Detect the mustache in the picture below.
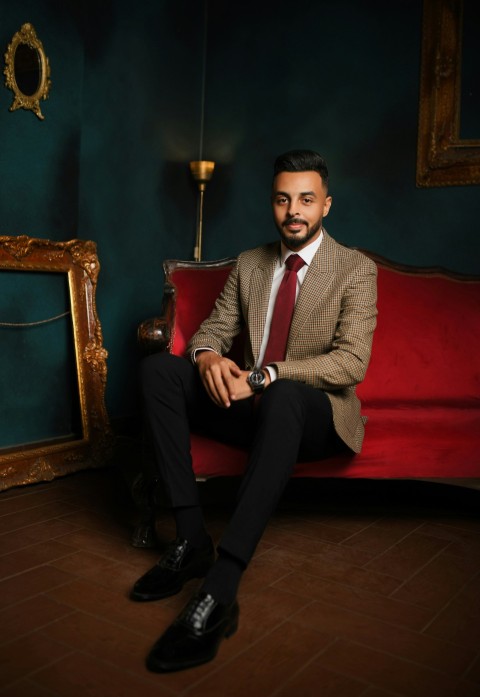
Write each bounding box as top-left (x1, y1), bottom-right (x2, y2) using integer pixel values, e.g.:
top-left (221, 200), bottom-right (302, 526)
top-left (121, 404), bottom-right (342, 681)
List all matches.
top-left (282, 217), bottom-right (308, 227)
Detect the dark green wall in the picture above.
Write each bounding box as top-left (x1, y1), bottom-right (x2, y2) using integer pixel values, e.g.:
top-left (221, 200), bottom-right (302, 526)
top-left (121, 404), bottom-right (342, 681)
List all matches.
top-left (1, 0), bottom-right (479, 441)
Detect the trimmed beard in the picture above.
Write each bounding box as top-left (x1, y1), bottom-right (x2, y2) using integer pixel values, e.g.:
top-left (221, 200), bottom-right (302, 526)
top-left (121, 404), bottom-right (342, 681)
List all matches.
top-left (278, 218), bottom-right (323, 249)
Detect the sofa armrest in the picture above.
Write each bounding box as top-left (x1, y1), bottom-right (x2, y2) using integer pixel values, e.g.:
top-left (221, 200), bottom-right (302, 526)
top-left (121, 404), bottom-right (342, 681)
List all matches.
top-left (137, 257), bottom-right (237, 358)
top-left (137, 277), bottom-right (176, 355)
top-left (137, 316), bottom-right (171, 355)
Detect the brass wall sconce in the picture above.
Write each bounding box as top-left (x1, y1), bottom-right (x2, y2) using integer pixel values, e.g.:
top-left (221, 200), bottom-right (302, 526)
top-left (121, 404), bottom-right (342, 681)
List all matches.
top-left (189, 160), bottom-right (215, 261)
top-left (4, 23), bottom-right (51, 120)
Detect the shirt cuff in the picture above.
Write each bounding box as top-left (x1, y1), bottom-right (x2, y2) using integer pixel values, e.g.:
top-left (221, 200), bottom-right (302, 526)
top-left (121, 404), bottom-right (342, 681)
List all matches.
top-left (192, 347), bottom-right (217, 364)
top-left (264, 365), bottom-right (278, 382)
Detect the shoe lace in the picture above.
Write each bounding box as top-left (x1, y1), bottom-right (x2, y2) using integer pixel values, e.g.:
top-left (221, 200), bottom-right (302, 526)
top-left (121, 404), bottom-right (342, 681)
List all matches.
top-left (182, 594), bottom-right (215, 630)
top-left (160, 538), bottom-right (189, 570)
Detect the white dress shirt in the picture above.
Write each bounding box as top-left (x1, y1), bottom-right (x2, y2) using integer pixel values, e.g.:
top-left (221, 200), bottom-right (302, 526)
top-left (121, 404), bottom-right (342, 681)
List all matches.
top-left (260, 231), bottom-right (323, 379)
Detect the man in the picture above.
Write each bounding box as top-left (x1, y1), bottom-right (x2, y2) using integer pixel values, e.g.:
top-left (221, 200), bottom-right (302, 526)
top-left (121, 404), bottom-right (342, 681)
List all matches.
top-left (131, 149), bottom-right (378, 672)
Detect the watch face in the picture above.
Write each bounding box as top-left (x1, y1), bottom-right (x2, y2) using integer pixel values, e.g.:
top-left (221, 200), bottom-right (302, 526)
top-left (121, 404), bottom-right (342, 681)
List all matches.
top-left (248, 369), bottom-right (265, 389)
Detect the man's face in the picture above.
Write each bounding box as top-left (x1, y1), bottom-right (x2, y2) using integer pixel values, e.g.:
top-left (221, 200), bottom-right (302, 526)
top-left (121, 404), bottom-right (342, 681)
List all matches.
top-left (272, 171), bottom-right (332, 251)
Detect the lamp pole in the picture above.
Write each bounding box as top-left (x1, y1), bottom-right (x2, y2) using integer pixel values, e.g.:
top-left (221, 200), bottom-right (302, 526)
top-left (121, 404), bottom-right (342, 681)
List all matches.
top-left (189, 160), bottom-right (215, 261)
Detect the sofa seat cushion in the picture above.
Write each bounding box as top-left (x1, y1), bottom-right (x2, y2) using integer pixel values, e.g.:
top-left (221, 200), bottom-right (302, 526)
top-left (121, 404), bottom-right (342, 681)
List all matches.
top-left (190, 405), bottom-right (480, 481)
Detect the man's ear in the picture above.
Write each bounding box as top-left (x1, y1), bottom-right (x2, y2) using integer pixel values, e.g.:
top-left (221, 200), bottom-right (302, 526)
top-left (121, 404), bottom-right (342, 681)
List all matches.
top-left (323, 196), bottom-right (333, 216)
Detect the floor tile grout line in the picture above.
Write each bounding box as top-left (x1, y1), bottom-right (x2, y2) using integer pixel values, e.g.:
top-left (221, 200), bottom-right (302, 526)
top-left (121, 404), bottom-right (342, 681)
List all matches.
top-left (1, 645), bottom-right (78, 693)
top-left (261, 544), bottom-right (405, 594)
top-left (0, 605), bottom-right (79, 649)
top-left (34, 593), bottom-right (184, 644)
top-left (433, 519), bottom-right (480, 537)
top-left (357, 519), bottom-right (439, 569)
top-left (419, 567), bottom-right (480, 636)
top-left (327, 634), bottom-right (472, 682)
top-left (270, 513), bottom-right (385, 545)
top-left (261, 636), bottom-right (350, 697)
top-left (242, 565), bottom-right (303, 596)
top-left (386, 539), bottom-right (454, 600)
top-left (54, 517), bottom-right (136, 542)
top-left (0, 677), bottom-right (55, 697)
top-left (0, 675), bottom-right (59, 697)
top-left (0, 551), bottom-right (86, 583)
top-left (52, 525), bottom-right (137, 549)
top-left (15, 642), bottom-right (180, 696)
top-left (0, 525), bottom-right (86, 558)
top-left (0, 508), bottom-right (85, 541)
top-left (335, 517), bottom-right (388, 547)
top-left (263, 525), bottom-right (385, 563)
top-left (0, 574), bottom-right (83, 613)
top-left (269, 569), bottom-right (435, 630)
top-left (287, 590), bottom-right (479, 673)
top-left (461, 646), bottom-right (480, 682)
top-left (0, 529), bottom-right (154, 576)
top-left (0, 495), bottom-right (85, 520)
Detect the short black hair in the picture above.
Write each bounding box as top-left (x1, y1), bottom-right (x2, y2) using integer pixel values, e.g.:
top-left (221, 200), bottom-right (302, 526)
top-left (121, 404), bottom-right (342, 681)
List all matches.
top-left (273, 149), bottom-right (329, 189)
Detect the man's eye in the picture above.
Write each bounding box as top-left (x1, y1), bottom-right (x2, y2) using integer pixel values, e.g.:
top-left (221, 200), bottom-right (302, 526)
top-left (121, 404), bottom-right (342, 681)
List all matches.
top-left (276, 197), bottom-right (287, 204)
top-left (303, 198), bottom-right (312, 204)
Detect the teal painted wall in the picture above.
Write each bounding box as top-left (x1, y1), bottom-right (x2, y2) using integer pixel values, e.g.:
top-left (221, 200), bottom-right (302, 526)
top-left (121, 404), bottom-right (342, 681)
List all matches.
top-left (1, 0), bottom-right (479, 442)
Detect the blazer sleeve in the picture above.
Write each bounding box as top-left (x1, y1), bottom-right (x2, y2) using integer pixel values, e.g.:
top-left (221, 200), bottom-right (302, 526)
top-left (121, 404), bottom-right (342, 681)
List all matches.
top-left (274, 254), bottom-right (378, 390)
top-left (187, 258), bottom-right (244, 359)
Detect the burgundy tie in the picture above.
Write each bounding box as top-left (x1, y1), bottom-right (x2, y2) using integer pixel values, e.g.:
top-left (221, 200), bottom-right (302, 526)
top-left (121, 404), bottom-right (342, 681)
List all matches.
top-left (262, 254), bottom-right (306, 366)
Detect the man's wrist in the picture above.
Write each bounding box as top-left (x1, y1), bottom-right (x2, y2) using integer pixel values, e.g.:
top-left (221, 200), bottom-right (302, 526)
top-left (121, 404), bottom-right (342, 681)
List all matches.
top-left (192, 347), bottom-right (216, 364)
top-left (247, 368), bottom-right (268, 393)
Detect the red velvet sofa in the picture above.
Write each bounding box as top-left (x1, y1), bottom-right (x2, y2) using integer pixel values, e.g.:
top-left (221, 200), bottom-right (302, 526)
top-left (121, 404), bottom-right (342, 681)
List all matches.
top-left (138, 251), bottom-right (480, 485)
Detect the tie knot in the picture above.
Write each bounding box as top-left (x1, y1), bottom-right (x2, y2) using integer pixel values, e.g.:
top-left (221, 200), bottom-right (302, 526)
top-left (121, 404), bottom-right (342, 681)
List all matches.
top-left (285, 254), bottom-right (306, 273)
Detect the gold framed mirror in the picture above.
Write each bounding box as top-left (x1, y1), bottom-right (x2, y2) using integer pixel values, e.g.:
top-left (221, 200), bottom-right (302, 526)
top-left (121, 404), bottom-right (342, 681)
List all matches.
top-left (0, 236), bottom-right (114, 491)
top-left (3, 23), bottom-right (51, 120)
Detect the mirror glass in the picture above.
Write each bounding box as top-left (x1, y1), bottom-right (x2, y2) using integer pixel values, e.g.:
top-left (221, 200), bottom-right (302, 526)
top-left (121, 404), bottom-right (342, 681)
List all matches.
top-left (13, 42), bottom-right (41, 96)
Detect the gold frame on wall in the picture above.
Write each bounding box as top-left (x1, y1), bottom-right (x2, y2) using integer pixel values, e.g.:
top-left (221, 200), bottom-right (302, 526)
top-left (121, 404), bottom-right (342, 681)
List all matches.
top-left (416, 0), bottom-right (480, 187)
top-left (0, 236), bottom-right (114, 491)
top-left (3, 23), bottom-right (51, 120)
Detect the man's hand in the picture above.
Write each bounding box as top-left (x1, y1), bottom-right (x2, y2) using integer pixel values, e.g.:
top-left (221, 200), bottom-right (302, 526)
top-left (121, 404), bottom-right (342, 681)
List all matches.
top-left (196, 352), bottom-right (241, 408)
top-left (196, 352), bottom-right (271, 407)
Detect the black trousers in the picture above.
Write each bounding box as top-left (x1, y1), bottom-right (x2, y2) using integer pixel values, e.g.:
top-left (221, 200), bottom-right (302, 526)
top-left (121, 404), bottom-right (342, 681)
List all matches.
top-left (140, 352), bottom-right (343, 566)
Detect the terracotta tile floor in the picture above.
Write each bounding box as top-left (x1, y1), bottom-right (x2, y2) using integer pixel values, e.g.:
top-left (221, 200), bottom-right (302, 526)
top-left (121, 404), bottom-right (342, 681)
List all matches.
top-left (1, 467), bottom-right (479, 697)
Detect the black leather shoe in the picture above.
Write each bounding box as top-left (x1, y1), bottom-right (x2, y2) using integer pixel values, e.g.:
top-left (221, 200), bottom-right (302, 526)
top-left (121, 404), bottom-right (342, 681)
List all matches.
top-left (130, 538), bottom-right (215, 601)
top-left (146, 591), bottom-right (239, 672)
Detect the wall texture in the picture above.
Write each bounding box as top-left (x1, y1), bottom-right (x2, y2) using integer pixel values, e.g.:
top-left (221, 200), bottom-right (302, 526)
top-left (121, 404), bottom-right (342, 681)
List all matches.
top-left (1, 0), bottom-right (479, 443)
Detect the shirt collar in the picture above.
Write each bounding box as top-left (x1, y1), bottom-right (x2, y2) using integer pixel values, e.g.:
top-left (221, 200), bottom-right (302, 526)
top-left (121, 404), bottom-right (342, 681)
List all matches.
top-left (280, 229), bottom-right (324, 267)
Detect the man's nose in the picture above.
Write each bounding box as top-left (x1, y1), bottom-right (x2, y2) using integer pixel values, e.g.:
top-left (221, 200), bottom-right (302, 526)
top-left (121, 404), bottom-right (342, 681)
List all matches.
top-left (287, 200), bottom-right (299, 217)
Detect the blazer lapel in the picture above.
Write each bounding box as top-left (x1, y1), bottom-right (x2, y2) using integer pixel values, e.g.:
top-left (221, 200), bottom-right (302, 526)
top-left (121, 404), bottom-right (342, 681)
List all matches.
top-left (247, 245), bottom-right (278, 361)
top-left (288, 232), bottom-right (338, 344)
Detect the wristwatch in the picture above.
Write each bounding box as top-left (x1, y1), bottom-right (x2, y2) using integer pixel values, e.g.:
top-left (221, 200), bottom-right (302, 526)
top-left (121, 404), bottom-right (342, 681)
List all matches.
top-left (247, 368), bottom-right (266, 393)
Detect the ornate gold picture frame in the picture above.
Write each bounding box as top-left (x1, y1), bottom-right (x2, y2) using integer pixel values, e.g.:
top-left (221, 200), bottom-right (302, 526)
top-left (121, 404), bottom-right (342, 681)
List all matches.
top-left (417, 0), bottom-right (480, 187)
top-left (3, 23), bottom-right (51, 120)
top-left (0, 236), bottom-right (113, 491)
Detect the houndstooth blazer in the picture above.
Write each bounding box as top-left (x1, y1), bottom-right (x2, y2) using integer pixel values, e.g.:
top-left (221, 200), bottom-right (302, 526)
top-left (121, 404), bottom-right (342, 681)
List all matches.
top-left (188, 231), bottom-right (378, 453)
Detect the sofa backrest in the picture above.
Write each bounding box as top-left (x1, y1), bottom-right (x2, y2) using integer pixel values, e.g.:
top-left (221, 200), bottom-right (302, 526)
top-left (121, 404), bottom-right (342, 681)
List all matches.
top-left (164, 256), bottom-right (480, 407)
top-left (167, 260), bottom-right (238, 359)
top-left (357, 265), bottom-right (480, 406)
